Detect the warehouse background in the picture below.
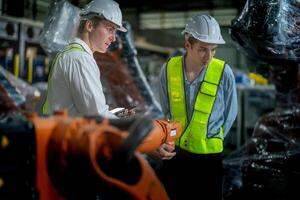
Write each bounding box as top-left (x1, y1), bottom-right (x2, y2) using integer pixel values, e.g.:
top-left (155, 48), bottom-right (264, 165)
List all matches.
top-left (0, 0), bottom-right (276, 150)
top-left (2, 1), bottom-right (299, 199)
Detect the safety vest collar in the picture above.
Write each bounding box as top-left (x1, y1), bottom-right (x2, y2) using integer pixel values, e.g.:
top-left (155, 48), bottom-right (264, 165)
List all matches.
top-left (72, 38), bottom-right (94, 56)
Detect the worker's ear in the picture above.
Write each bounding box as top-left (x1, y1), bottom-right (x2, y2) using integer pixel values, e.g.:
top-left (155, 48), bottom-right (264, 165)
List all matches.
top-left (85, 20), bottom-right (93, 33)
top-left (184, 40), bottom-right (191, 49)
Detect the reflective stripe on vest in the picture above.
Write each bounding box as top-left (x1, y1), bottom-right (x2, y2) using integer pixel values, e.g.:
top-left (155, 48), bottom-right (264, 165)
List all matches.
top-left (167, 56), bottom-right (225, 154)
top-left (42, 43), bottom-right (84, 114)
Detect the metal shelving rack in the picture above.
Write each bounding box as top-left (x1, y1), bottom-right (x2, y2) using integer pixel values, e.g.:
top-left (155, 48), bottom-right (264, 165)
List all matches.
top-left (0, 15), bottom-right (44, 79)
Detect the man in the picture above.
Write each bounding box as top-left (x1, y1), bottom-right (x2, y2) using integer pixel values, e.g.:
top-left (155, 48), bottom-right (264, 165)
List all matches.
top-left (154, 14), bottom-right (238, 200)
top-left (43, 0), bottom-right (127, 118)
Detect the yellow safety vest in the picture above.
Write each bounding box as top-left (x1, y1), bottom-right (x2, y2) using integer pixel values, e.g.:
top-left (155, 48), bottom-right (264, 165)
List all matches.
top-left (167, 56), bottom-right (225, 154)
top-left (42, 43), bottom-right (84, 114)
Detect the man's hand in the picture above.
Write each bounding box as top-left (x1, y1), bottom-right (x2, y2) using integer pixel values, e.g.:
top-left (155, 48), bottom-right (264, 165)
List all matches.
top-left (148, 141), bottom-right (176, 160)
top-left (117, 108), bottom-right (136, 118)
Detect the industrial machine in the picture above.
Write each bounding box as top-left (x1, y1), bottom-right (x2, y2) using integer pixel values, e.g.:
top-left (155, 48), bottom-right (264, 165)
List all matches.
top-left (0, 15), bottom-right (47, 84)
top-left (0, 110), bottom-right (181, 200)
top-left (0, 16), bottom-right (19, 76)
top-left (0, 58), bottom-right (181, 199)
top-left (223, 0), bottom-right (300, 199)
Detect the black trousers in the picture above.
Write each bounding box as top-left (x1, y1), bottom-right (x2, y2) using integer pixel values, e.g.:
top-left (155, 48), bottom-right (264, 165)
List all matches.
top-left (157, 148), bottom-right (223, 200)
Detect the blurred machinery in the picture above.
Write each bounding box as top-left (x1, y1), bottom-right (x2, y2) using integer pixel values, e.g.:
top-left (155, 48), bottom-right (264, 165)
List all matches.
top-left (0, 67), bottom-right (181, 199)
top-left (21, 19), bottom-right (47, 84)
top-left (223, 0), bottom-right (300, 199)
top-left (0, 15), bottom-right (48, 85)
top-left (0, 16), bottom-right (19, 75)
top-left (0, 112), bottom-right (181, 200)
top-left (234, 84), bottom-right (276, 148)
top-left (0, 65), bottom-right (41, 113)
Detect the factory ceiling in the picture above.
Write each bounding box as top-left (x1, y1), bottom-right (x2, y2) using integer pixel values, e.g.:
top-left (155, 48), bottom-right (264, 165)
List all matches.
top-left (0, 0), bottom-right (247, 22)
top-left (63, 0), bottom-right (247, 12)
top-left (115, 0), bottom-right (246, 12)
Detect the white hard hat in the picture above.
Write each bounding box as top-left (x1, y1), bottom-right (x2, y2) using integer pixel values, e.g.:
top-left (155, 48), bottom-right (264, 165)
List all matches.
top-left (182, 14), bottom-right (225, 44)
top-left (80, 0), bottom-right (127, 32)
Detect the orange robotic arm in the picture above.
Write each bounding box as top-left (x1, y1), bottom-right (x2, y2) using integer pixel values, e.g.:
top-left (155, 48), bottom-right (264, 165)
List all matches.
top-left (27, 111), bottom-right (181, 200)
top-left (138, 118), bottom-right (181, 153)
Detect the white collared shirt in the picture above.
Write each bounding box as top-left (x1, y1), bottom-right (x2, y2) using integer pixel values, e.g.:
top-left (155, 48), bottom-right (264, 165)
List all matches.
top-left (46, 37), bottom-right (117, 118)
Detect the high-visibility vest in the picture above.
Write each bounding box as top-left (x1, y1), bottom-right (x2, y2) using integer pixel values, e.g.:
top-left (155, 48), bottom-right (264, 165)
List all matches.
top-left (167, 56), bottom-right (225, 154)
top-left (42, 43), bottom-right (84, 114)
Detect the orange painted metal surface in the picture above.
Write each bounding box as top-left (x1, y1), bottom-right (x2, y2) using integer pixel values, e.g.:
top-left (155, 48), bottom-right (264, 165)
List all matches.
top-left (26, 111), bottom-right (181, 200)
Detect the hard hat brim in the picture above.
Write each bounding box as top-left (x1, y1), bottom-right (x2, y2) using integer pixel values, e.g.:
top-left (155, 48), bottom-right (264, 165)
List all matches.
top-left (80, 12), bottom-right (127, 32)
top-left (182, 31), bottom-right (226, 44)
top-left (118, 26), bottom-right (127, 32)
